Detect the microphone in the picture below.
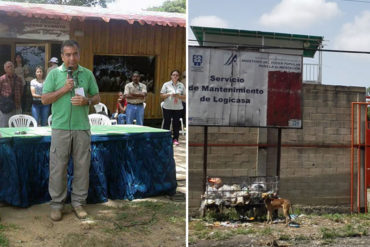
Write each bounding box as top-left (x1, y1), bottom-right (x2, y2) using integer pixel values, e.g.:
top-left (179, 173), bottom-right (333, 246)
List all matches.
top-left (67, 67), bottom-right (75, 87)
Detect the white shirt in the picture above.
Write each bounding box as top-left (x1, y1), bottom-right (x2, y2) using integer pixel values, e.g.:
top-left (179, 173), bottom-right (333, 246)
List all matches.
top-left (160, 80), bottom-right (185, 110)
top-left (30, 79), bottom-right (44, 102)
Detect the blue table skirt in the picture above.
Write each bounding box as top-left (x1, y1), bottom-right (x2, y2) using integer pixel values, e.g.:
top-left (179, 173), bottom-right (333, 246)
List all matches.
top-left (0, 131), bottom-right (177, 207)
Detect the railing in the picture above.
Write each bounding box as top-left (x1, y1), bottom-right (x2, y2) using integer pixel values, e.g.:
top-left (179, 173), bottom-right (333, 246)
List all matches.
top-left (303, 63), bottom-right (321, 83)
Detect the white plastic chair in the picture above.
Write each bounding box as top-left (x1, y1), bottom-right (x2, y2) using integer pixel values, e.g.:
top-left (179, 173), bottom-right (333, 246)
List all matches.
top-left (8, 114), bottom-right (38, 127)
top-left (88, 113), bottom-right (112, 126)
top-left (94, 103), bottom-right (108, 115)
top-left (179, 118), bottom-right (185, 136)
top-left (160, 102), bottom-right (185, 136)
top-left (48, 115), bottom-right (52, 127)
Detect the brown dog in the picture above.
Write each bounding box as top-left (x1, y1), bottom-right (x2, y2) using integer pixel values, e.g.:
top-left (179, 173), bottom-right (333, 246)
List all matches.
top-left (262, 193), bottom-right (292, 225)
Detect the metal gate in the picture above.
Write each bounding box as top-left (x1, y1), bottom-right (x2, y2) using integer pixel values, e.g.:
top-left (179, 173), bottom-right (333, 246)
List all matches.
top-left (350, 101), bottom-right (370, 213)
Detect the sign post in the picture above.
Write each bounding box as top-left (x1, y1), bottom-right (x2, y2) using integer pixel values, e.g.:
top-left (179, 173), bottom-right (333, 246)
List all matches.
top-left (189, 47), bottom-right (303, 190)
top-left (189, 47), bottom-right (303, 128)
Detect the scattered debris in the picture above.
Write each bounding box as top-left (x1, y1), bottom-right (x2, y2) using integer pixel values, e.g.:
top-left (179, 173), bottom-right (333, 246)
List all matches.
top-left (288, 222), bottom-right (300, 228)
top-left (273, 219), bottom-right (285, 224)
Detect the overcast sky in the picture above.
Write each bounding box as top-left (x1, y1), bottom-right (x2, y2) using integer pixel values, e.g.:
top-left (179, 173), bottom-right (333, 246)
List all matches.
top-left (189, 0), bottom-right (370, 88)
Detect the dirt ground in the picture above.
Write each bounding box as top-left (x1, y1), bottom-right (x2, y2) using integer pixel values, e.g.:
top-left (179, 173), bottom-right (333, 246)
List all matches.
top-left (189, 211), bottom-right (370, 246)
top-left (0, 136), bottom-right (186, 247)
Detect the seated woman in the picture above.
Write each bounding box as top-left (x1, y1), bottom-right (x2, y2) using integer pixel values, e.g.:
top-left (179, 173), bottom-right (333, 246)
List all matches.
top-left (111, 91), bottom-right (127, 124)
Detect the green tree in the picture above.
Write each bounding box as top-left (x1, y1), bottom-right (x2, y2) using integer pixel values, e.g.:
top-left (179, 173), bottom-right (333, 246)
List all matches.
top-left (147, 0), bottom-right (185, 13)
top-left (7, 0), bottom-right (107, 8)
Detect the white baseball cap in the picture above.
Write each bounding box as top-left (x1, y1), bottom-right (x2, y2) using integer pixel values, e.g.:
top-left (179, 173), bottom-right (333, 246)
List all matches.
top-left (49, 57), bottom-right (58, 63)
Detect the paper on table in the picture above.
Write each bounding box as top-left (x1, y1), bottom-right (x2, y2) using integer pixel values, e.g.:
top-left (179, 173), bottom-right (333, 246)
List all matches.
top-left (29, 128), bottom-right (51, 135)
top-left (75, 87), bottom-right (85, 97)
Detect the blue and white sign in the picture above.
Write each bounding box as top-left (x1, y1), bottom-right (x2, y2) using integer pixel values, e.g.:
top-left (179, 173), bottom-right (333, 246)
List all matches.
top-left (189, 46), bottom-right (303, 127)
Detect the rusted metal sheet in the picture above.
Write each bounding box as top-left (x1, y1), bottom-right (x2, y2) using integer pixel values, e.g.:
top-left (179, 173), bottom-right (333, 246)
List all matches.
top-left (0, 1), bottom-right (185, 27)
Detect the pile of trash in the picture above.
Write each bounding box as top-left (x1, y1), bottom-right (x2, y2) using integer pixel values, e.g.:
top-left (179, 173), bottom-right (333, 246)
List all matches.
top-left (199, 176), bottom-right (278, 217)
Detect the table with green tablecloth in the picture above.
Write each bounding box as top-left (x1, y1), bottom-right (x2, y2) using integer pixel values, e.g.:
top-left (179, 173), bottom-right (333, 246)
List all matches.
top-left (0, 125), bottom-right (177, 207)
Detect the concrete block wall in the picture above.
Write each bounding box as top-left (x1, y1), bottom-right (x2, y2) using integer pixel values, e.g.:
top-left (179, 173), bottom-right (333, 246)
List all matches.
top-left (279, 84), bottom-right (365, 205)
top-left (188, 126), bottom-right (259, 210)
top-left (189, 84), bottom-right (366, 211)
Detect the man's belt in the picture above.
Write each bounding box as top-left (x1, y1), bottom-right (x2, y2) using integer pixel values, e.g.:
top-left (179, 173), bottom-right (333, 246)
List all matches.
top-left (128, 103), bottom-right (144, 105)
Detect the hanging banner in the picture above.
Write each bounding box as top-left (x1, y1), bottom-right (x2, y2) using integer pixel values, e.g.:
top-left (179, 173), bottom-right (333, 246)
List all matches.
top-left (0, 17), bottom-right (70, 41)
top-left (189, 46), bottom-right (303, 128)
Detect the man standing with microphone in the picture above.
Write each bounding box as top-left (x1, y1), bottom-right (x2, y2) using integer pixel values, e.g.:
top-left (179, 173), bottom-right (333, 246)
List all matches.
top-left (42, 40), bottom-right (100, 221)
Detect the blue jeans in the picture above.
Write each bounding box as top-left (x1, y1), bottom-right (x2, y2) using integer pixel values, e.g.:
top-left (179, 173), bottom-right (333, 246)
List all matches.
top-left (31, 103), bottom-right (50, 126)
top-left (126, 104), bottom-right (144, 125)
top-left (111, 113), bottom-right (126, 124)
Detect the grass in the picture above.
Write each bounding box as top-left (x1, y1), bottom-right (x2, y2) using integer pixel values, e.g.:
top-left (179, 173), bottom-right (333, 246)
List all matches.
top-left (207, 230), bottom-right (233, 241)
top-left (0, 223), bottom-right (13, 247)
top-left (260, 227), bottom-right (273, 236)
top-left (168, 216), bottom-right (185, 224)
top-left (136, 201), bottom-right (164, 211)
top-left (194, 229), bottom-right (209, 240)
top-left (322, 213), bottom-right (345, 223)
top-left (292, 207), bottom-right (302, 215)
top-left (62, 234), bottom-right (119, 247)
top-left (341, 224), bottom-right (367, 237)
top-left (233, 228), bottom-right (256, 235)
top-left (66, 201), bottom-right (185, 246)
top-left (94, 200), bottom-right (185, 236)
top-left (189, 221), bottom-right (209, 239)
top-left (189, 219), bottom-right (257, 242)
top-left (190, 211), bottom-right (370, 246)
top-left (203, 208), bottom-right (240, 222)
top-left (115, 212), bottom-right (129, 221)
top-left (321, 239), bottom-right (334, 245)
top-left (350, 213), bottom-right (370, 226)
top-left (188, 236), bottom-right (196, 245)
top-left (320, 212), bottom-right (370, 224)
top-left (320, 227), bottom-right (337, 239)
top-left (320, 224), bottom-right (367, 240)
top-left (279, 234), bottom-right (291, 241)
top-left (293, 234), bottom-right (312, 245)
top-left (0, 224), bottom-right (18, 231)
top-left (354, 213), bottom-right (370, 220)
top-left (1, 201), bottom-right (185, 247)
top-left (0, 233), bottom-right (9, 247)
top-left (294, 234), bottom-right (310, 241)
top-left (192, 221), bottom-right (206, 231)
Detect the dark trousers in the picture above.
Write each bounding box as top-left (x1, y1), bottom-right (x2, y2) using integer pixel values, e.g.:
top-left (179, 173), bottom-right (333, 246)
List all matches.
top-left (181, 102), bottom-right (186, 125)
top-left (163, 108), bottom-right (182, 140)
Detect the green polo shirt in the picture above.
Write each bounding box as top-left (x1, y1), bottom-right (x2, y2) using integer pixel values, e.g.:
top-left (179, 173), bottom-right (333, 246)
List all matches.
top-left (43, 64), bottom-right (99, 130)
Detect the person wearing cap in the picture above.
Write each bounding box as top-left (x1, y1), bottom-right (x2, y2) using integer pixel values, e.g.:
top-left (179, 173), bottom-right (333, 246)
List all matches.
top-left (124, 71), bottom-right (147, 125)
top-left (47, 57), bottom-right (59, 76)
top-left (42, 40), bottom-right (100, 221)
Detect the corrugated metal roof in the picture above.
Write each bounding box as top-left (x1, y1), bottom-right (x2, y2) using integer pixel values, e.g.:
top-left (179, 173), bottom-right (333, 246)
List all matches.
top-left (0, 1), bottom-right (185, 27)
top-left (191, 26), bottom-right (323, 57)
